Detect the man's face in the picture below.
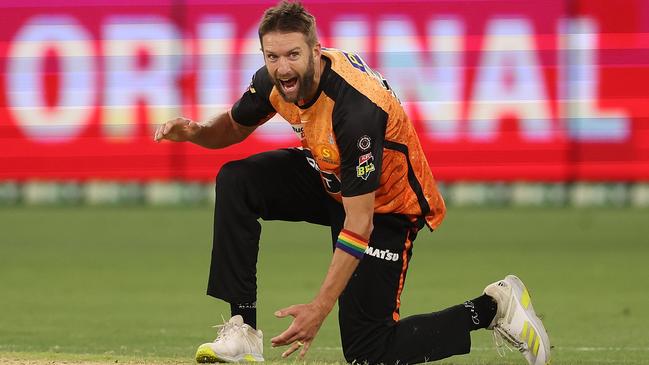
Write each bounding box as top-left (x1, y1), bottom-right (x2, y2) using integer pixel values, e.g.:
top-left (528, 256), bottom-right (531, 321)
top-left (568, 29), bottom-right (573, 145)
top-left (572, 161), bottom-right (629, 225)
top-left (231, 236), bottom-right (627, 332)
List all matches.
top-left (261, 31), bottom-right (318, 103)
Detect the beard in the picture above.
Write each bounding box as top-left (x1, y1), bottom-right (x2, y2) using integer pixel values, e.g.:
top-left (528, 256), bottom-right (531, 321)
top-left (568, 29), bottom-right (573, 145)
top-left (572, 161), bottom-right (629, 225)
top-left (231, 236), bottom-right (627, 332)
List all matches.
top-left (273, 53), bottom-right (316, 104)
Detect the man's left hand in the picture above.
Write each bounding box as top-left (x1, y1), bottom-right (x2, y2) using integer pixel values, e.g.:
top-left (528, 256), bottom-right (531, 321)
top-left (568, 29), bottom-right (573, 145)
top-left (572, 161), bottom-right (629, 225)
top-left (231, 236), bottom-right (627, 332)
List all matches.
top-left (270, 302), bottom-right (329, 359)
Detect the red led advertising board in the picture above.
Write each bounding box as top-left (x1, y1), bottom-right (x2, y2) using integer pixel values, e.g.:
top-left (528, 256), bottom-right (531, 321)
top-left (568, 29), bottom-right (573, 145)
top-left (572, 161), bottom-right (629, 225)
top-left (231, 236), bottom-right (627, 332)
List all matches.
top-left (1, 0), bottom-right (648, 182)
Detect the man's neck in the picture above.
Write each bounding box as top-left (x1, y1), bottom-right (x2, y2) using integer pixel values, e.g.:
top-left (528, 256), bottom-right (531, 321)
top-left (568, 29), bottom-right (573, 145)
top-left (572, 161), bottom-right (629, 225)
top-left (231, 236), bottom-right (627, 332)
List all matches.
top-left (298, 55), bottom-right (327, 106)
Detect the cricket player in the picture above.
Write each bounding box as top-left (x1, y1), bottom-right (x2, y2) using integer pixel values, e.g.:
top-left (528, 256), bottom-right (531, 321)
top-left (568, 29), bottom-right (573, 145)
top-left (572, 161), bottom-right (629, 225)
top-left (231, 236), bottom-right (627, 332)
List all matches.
top-left (154, 1), bottom-right (551, 364)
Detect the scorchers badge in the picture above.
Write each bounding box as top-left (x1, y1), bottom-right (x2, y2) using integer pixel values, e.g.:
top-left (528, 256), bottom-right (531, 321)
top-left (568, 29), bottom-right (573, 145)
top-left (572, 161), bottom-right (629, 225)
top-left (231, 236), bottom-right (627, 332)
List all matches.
top-left (356, 152), bottom-right (376, 180)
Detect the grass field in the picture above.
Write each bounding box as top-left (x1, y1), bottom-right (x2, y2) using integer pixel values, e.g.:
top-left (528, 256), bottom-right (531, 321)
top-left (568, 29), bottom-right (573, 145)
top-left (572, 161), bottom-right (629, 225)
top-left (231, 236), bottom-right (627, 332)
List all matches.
top-left (1, 206), bottom-right (648, 365)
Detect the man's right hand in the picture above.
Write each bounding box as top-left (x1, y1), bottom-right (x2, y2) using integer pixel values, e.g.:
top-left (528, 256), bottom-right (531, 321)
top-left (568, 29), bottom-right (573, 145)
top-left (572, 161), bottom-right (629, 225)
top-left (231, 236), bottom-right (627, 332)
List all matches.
top-left (154, 117), bottom-right (202, 143)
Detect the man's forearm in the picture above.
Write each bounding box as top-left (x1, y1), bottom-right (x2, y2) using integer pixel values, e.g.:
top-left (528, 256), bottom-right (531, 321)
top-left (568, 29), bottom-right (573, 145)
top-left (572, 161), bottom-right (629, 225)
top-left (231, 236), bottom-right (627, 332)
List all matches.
top-left (192, 111), bottom-right (255, 149)
top-left (311, 193), bottom-right (375, 312)
top-left (312, 249), bottom-right (360, 314)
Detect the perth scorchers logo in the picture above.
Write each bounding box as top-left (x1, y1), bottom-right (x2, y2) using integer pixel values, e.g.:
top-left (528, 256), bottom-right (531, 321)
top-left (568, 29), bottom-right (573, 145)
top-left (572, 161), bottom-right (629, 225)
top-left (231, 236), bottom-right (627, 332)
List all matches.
top-left (314, 144), bottom-right (340, 171)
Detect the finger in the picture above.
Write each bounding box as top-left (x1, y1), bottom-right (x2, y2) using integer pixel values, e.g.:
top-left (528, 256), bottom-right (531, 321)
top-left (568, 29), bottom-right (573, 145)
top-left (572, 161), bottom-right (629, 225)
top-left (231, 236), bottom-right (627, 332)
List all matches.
top-left (274, 304), bottom-right (304, 318)
top-left (154, 125), bottom-right (166, 142)
top-left (274, 307), bottom-right (292, 318)
top-left (299, 340), bottom-right (311, 359)
top-left (274, 305), bottom-right (297, 318)
top-left (271, 329), bottom-right (300, 347)
top-left (162, 122), bottom-right (172, 135)
top-left (281, 342), bottom-right (301, 358)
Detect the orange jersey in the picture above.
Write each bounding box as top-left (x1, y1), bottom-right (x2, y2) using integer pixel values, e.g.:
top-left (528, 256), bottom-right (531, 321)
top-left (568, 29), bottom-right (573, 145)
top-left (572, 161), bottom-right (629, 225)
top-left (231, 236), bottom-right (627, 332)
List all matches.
top-left (231, 48), bottom-right (445, 230)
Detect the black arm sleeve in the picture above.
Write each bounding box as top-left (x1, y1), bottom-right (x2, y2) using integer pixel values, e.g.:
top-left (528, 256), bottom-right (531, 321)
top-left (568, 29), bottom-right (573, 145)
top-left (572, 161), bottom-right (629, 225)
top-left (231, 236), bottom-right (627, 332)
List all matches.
top-left (332, 87), bottom-right (387, 197)
top-left (231, 66), bottom-right (276, 126)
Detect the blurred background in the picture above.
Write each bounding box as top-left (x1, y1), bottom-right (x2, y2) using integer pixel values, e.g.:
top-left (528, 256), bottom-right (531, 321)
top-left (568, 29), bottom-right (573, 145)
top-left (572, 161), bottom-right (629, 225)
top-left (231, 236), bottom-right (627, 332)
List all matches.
top-left (1, 0), bottom-right (648, 206)
top-left (1, 1), bottom-right (649, 364)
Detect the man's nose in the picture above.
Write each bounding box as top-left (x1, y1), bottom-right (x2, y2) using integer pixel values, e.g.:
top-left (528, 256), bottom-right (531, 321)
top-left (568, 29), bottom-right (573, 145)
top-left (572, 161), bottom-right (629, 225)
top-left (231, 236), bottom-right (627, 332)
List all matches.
top-left (277, 57), bottom-right (291, 75)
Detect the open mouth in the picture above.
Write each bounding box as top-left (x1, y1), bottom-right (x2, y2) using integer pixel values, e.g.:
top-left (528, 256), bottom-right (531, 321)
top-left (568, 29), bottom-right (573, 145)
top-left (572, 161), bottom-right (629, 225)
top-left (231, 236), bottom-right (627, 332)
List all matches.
top-left (279, 77), bottom-right (299, 94)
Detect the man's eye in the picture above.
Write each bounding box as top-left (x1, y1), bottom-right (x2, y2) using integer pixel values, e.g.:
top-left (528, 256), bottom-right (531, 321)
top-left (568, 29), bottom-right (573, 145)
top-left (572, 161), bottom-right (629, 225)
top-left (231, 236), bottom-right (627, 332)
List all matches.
top-left (267, 54), bottom-right (277, 61)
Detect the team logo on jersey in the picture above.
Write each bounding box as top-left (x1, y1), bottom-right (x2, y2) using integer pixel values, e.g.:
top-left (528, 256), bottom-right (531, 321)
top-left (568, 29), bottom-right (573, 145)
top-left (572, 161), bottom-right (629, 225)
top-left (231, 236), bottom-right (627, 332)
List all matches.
top-left (357, 135), bottom-right (371, 151)
top-left (315, 144), bottom-right (340, 170)
top-left (356, 152), bottom-right (375, 180)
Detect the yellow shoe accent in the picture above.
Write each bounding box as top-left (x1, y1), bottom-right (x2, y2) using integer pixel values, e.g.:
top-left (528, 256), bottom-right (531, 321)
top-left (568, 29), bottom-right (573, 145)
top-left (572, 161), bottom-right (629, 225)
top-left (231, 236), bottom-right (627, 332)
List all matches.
top-left (521, 288), bottom-right (531, 309)
top-left (521, 321), bottom-right (529, 340)
top-left (527, 326), bottom-right (536, 349)
top-left (242, 354), bottom-right (258, 362)
top-left (195, 344), bottom-right (219, 363)
top-left (486, 275), bottom-right (550, 365)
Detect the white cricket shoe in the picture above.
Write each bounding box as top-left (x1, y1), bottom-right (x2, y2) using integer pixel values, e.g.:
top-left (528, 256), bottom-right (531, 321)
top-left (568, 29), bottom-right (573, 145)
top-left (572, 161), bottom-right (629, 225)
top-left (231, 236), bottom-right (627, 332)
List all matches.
top-left (195, 315), bottom-right (264, 363)
top-left (484, 275), bottom-right (551, 365)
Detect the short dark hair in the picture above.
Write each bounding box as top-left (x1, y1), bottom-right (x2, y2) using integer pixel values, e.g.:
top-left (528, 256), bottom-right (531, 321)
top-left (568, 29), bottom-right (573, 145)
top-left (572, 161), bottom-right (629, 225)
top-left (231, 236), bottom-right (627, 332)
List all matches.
top-left (258, 1), bottom-right (318, 47)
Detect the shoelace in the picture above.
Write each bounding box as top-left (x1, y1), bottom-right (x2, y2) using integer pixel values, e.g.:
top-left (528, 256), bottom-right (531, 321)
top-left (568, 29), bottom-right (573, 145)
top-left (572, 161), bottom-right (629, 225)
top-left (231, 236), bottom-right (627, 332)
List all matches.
top-left (493, 325), bottom-right (526, 357)
top-left (212, 316), bottom-right (240, 342)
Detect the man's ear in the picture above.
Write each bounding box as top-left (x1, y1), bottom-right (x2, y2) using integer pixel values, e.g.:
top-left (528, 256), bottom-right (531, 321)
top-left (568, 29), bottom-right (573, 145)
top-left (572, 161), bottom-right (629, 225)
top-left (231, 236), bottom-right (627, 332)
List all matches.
top-left (313, 42), bottom-right (321, 58)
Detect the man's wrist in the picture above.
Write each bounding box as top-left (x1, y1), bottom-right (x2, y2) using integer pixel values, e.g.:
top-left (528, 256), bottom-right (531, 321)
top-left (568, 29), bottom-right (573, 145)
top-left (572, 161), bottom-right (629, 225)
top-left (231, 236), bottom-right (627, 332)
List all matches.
top-left (311, 297), bottom-right (334, 316)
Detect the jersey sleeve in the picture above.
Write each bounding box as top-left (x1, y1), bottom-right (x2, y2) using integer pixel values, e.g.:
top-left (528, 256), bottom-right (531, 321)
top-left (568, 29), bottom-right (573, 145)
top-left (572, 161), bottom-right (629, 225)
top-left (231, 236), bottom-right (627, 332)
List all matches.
top-left (231, 66), bottom-right (277, 126)
top-left (332, 87), bottom-right (388, 197)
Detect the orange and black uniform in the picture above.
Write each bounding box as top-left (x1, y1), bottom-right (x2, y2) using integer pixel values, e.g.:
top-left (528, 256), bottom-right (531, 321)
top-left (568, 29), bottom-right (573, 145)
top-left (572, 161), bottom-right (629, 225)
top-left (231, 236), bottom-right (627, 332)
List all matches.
top-left (232, 48), bottom-right (445, 230)
top-left (208, 49), bottom-right (479, 364)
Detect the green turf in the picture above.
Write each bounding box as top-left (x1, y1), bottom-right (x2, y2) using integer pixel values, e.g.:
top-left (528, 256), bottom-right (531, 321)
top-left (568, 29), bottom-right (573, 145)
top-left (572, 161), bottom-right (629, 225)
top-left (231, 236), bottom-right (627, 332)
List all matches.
top-left (1, 206), bottom-right (648, 364)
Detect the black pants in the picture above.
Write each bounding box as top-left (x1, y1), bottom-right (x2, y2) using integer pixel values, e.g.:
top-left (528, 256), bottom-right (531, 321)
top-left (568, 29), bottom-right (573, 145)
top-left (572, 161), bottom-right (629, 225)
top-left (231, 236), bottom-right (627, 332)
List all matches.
top-left (207, 148), bottom-right (471, 364)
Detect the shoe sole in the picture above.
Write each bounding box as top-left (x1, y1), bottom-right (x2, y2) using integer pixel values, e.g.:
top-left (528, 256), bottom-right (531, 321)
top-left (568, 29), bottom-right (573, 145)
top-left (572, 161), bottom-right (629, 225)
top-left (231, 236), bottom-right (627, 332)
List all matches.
top-left (506, 275), bottom-right (551, 365)
top-left (195, 344), bottom-right (264, 363)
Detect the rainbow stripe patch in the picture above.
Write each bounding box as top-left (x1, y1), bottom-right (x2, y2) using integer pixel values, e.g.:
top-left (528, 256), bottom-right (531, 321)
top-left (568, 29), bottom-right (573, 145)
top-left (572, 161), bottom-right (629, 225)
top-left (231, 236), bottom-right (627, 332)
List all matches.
top-left (336, 229), bottom-right (368, 259)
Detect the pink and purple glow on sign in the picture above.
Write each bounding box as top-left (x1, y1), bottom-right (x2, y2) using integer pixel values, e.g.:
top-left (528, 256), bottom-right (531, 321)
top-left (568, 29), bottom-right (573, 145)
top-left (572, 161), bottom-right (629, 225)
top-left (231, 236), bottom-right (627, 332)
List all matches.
top-left (1, 0), bottom-right (648, 181)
